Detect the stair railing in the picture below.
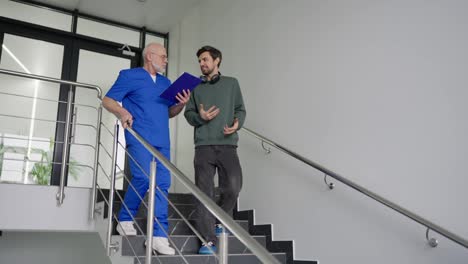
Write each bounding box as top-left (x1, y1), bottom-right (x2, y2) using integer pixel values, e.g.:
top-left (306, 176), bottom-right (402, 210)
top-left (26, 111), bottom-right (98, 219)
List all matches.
top-left (95, 100), bottom-right (281, 262)
top-left (0, 68), bottom-right (102, 208)
top-left (98, 118), bottom-right (281, 263)
top-left (98, 118), bottom-right (278, 264)
top-left (98, 120), bottom-right (205, 264)
top-left (241, 127), bottom-right (468, 250)
top-left (0, 68), bottom-right (280, 263)
top-left (112, 126), bottom-right (281, 264)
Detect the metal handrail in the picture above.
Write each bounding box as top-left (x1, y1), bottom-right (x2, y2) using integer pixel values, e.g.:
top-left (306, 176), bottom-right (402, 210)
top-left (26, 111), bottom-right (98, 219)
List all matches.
top-left (0, 135), bottom-right (96, 150)
top-left (113, 139), bottom-right (219, 259)
top-left (0, 90), bottom-right (99, 111)
top-left (126, 127), bottom-right (281, 264)
top-left (241, 127), bottom-right (468, 249)
top-left (0, 113), bottom-right (98, 132)
top-left (0, 68), bottom-right (102, 97)
top-left (102, 125), bottom-right (216, 262)
top-left (56, 89), bottom-right (73, 204)
top-left (3, 67), bottom-right (466, 256)
top-left (0, 68), bottom-right (102, 209)
top-left (2, 157), bottom-right (95, 172)
top-left (90, 107), bottom-right (103, 219)
top-left (106, 121), bottom-right (119, 255)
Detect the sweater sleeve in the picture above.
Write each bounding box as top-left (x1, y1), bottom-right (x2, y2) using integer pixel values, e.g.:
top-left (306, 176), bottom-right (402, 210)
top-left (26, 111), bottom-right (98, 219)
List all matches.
top-left (233, 79), bottom-right (246, 129)
top-left (184, 90), bottom-right (207, 127)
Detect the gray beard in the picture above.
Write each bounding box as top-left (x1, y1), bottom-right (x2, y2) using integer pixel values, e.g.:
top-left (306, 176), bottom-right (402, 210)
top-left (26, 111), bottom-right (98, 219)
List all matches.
top-left (152, 62), bottom-right (165, 73)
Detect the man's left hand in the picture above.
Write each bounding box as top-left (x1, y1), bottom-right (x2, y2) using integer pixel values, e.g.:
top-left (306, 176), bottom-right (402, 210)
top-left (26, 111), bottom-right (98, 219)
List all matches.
top-left (224, 118), bottom-right (239, 135)
top-left (175, 89), bottom-right (190, 105)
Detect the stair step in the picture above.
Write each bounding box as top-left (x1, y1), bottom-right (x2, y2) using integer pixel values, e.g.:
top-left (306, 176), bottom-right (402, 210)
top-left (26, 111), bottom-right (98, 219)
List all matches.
top-left (95, 192), bottom-right (310, 264)
top-left (133, 253), bottom-right (287, 264)
top-left (168, 193), bottom-right (197, 204)
top-left (120, 235), bottom-right (266, 256)
top-left (114, 219), bottom-right (249, 236)
top-left (110, 201), bottom-right (196, 220)
top-left (106, 193), bottom-right (230, 221)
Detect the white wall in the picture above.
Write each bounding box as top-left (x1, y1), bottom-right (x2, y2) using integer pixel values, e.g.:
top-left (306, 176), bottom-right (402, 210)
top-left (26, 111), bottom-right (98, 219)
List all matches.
top-left (0, 184), bottom-right (95, 231)
top-left (171, 0), bottom-right (468, 262)
top-left (168, 5), bottom-right (204, 192)
top-left (0, 231), bottom-right (110, 264)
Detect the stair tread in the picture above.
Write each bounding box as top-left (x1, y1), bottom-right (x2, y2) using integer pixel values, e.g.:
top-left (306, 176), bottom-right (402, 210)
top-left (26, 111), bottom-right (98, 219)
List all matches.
top-left (119, 232), bottom-right (267, 256)
top-left (97, 194), bottom-right (298, 264)
top-left (155, 253), bottom-right (286, 257)
top-left (118, 234), bottom-right (262, 238)
top-left (133, 252), bottom-right (287, 264)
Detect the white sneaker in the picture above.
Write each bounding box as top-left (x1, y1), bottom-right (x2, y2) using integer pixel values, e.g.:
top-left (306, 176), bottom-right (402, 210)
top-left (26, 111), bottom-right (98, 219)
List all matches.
top-left (145, 237), bottom-right (175, 255)
top-left (116, 221), bottom-right (137, 236)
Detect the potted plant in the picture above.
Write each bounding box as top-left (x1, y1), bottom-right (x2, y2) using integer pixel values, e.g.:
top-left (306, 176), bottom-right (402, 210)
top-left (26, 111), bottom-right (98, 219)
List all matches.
top-left (30, 140), bottom-right (80, 185)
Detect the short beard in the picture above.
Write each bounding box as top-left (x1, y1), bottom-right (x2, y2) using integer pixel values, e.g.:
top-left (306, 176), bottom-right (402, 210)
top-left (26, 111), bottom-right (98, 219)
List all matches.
top-left (201, 67), bottom-right (213, 76)
top-left (152, 62), bottom-right (165, 73)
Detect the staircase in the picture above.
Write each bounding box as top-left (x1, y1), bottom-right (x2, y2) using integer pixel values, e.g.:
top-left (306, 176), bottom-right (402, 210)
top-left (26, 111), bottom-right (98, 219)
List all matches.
top-left (95, 192), bottom-right (317, 264)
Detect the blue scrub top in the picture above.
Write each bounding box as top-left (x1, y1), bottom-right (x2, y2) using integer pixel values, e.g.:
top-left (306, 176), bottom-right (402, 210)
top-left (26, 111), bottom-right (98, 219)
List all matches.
top-left (106, 67), bottom-right (175, 148)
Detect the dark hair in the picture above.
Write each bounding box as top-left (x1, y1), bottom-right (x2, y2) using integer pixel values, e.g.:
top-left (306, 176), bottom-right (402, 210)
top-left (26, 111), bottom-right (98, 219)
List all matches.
top-left (196, 46), bottom-right (222, 67)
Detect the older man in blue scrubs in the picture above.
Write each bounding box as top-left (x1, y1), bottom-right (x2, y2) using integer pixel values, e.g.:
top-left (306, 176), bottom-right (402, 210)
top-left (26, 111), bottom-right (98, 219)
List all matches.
top-left (102, 42), bottom-right (190, 255)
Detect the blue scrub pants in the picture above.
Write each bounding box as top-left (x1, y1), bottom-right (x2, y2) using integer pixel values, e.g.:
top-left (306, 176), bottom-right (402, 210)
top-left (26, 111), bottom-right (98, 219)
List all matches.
top-left (118, 144), bottom-right (171, 237)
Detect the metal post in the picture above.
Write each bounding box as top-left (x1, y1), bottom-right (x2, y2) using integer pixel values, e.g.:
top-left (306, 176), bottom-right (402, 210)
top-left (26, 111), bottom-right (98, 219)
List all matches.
top-left (219, 225), bottom-right (229, 264)
top-left (107, 121), bottom-right (120, 255)
top-left (146, 158), bottom-right (157, 264)
top-left (126, 127), bottom-right (282, 264)
top-left (90, 106), bottom-right (103, 219)
top-left (56, 88), bottom-right (74, 205)
top-left (71, 107), bottom-right (78, 144)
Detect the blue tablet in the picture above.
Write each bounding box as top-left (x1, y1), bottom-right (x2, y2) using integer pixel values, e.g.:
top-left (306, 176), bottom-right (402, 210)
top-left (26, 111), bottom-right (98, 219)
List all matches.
top-left (159, 72), bottom-right (201, 104)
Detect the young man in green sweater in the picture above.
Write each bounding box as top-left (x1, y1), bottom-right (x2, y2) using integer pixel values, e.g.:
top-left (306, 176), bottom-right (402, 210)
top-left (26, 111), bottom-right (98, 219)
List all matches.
top-left (184, 46), bottom-right (247, 254)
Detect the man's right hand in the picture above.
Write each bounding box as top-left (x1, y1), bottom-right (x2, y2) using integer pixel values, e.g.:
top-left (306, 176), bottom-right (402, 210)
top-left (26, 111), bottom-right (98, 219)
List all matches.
top-left (118, 108), bottom-right (133, 128)
top-left (102, 96), bottom-right (133, 128)
top-left (199, 104), bottom-right (220, 121)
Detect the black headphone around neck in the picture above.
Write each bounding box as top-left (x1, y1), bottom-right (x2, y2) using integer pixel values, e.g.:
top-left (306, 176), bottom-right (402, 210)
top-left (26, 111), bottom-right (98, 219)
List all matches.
top-left (200, 72), bottom-right (221, 84)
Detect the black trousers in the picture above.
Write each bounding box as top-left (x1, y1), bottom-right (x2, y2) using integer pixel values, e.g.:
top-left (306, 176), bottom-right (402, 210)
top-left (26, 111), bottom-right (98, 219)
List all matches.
top-left (194, 145), bottom-right (243, 244)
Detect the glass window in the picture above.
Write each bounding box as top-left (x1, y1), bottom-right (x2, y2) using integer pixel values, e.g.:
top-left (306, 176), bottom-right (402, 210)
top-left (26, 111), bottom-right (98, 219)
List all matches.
top-left (0, 1), bottom-right (72, 32)
top-left (0, 34), bottom-right (64, 185)
top-left (70, 49), bottom-right (131, 189)
top-left (145, 33), bottom-right (166, 47)
top-left (77, 17), bottom-right (140, 47)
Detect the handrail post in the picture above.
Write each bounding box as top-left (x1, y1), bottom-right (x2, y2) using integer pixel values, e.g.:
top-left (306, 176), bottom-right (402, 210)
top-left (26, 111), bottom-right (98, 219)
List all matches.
top-left (56, 88), bottom-right (74, 205)
top-left (106, 121), bottom-right (120, 255)
top-left (126, 127), bottom-right (281, 264)
top-left (219, 225), bottom-right (229, 264)
top-left (146, 158), bottom-right (157, 264)
top-left (90, 106), bottom-right (103, 219)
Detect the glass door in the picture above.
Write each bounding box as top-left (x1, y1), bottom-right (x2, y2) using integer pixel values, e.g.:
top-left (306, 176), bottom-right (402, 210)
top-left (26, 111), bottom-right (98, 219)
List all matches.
top-left (0, 17), bottom-right (140, 189)
top-left (0, 33), bottom-right (64, 185)
top-left (68, 44), bottom-right (135, 190)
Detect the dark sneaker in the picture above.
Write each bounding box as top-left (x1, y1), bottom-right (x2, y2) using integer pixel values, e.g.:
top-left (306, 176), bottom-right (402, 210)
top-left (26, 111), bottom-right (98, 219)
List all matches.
top-left (215, 224), bottom-right (231, 235)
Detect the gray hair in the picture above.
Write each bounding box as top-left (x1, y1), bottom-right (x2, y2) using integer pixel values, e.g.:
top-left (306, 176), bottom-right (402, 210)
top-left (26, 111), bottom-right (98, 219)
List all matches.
top-left (142, 42), bottom-right (164, 62)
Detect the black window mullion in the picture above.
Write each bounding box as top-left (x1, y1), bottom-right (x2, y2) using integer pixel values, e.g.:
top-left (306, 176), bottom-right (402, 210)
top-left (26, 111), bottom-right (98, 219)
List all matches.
top-left (0, 31), bottom-right (4, 62)
top-left (50, 38), bottom-right (77, 186)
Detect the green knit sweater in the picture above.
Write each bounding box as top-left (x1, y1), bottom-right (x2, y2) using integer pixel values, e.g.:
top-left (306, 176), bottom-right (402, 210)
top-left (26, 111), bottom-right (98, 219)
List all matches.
top-left (184, 76), bottom-right (246, 146)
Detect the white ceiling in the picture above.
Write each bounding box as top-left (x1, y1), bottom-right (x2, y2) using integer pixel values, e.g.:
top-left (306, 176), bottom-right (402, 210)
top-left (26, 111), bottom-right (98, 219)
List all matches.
top-left (33, 0), bottom-right (201, 33)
